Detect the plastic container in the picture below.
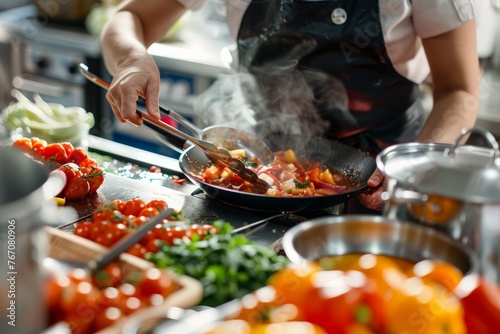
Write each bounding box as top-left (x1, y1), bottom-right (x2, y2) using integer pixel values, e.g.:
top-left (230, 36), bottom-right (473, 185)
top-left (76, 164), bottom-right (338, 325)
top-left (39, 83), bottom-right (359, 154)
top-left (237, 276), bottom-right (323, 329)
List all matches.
top-left (2, 102), bottom-right (95, 149)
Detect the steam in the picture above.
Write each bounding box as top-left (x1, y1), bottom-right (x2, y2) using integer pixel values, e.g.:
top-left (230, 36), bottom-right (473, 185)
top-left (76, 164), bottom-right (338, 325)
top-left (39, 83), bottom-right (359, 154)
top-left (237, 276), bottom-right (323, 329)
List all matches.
top-left (192, 66), bottom-right (353, 149)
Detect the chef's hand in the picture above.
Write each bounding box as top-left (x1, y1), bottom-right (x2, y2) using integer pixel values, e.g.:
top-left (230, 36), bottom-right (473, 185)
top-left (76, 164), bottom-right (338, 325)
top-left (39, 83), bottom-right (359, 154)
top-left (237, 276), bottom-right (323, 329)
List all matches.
top-left (357, 168), bottom-right (385, 211)
top-left (106, 52), bottom-right (161, 126)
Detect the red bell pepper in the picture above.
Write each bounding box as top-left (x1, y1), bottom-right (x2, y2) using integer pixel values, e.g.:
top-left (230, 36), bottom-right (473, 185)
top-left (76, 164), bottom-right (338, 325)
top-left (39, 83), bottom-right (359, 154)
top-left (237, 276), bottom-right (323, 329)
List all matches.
top-left (458, 275), bottom-right (500, 333)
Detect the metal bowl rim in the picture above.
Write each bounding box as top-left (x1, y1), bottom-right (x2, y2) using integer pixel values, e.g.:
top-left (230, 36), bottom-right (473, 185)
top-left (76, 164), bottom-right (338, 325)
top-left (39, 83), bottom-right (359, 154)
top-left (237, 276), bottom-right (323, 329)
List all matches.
top-left (282, 214), bottom-right (479, 275)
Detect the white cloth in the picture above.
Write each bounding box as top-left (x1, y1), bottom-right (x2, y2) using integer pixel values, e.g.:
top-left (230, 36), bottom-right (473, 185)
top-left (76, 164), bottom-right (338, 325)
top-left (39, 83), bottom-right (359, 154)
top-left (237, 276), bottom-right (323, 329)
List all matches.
top-left (176, 0), bottom-right (489, 83)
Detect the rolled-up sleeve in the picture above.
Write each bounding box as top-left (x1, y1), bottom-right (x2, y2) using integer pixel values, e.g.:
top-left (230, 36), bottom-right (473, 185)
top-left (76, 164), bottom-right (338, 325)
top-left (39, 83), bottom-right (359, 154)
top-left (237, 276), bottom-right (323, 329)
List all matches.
top-left (175, 0), bottom-right (207, 11)
top-left (413, 0), bottom-right (490, 38)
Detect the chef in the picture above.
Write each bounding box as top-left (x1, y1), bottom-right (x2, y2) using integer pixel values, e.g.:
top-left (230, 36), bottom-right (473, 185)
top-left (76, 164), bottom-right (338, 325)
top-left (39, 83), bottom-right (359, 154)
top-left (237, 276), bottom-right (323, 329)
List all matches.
top-left (100, 0), bottom-right (488, 211)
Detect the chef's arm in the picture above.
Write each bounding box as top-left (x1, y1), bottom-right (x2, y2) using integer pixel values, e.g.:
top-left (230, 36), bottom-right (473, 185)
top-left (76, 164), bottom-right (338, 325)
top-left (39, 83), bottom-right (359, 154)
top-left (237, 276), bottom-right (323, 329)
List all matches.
top-left (101, 0), bottom-right (187, 75)
top-left (416, 19), bottom-right (481, 144)
top-left (99, 0), bottom-right (187, 125)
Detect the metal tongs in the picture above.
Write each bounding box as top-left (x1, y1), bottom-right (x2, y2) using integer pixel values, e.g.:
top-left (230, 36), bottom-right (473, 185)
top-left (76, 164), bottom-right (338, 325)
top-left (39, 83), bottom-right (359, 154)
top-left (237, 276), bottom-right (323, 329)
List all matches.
top-left (78, 64), bottom-right (270, 191)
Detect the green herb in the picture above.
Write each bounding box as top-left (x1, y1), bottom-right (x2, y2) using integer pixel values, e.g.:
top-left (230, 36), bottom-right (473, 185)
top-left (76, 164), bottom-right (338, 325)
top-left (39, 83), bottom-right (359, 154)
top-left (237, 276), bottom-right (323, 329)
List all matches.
top-left (146, 220), bottom-right (289, 307)
top-left (292, 179), bottom-right (311, 188)
top-left (241, 157), bottom-right (258, 168)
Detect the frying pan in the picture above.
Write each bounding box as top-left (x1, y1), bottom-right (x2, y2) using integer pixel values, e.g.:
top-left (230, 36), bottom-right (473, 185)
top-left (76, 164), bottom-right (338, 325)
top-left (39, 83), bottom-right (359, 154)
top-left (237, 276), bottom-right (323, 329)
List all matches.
top-left (180, 135), bottom-right (376, 212)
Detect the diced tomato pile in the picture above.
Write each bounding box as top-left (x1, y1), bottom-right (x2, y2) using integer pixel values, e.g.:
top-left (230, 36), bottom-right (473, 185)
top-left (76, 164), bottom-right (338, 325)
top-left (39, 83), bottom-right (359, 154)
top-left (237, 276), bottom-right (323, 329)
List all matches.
top-left (12, 137), bottom-right (105, 200)
top-left (73, 198), bottom-right (218, 258)
top-left (46, 264), bottom-right (175, 333)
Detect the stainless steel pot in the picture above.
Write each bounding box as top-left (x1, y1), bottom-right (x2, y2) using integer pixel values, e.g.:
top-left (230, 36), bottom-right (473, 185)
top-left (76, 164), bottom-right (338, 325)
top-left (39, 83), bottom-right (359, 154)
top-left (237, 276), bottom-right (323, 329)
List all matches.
top-left (0, 147), bottom-right (52, 334)
top-left (282, 214), bottom-right (477, 276)
top-left (377, 128), bottom-right (500, 284)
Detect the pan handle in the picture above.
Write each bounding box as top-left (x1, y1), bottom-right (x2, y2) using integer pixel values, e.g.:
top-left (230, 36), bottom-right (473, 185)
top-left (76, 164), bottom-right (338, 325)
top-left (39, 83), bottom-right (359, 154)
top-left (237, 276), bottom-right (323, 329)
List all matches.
top-left (142, 120), bottom-right (190, 154)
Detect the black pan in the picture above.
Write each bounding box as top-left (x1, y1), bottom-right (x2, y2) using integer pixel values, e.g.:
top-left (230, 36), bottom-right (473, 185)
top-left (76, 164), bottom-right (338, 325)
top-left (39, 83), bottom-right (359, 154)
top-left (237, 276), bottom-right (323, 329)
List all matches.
top-left (179, 135), bottom-right (376, 212)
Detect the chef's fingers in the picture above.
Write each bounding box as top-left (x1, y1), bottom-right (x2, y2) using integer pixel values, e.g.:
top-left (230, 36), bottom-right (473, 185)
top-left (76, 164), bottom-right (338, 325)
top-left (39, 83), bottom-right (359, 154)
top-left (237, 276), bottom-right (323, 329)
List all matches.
top-left (106, 92), bottom-right (126, 124)
top-left (145, 81), bottom-right (161, 120)
top-left (367, 167), bottom-right (384, 188)
top-left (119, 90), bottom-right (143, 126)
top-left (358, 187), bottom-right (384, 211)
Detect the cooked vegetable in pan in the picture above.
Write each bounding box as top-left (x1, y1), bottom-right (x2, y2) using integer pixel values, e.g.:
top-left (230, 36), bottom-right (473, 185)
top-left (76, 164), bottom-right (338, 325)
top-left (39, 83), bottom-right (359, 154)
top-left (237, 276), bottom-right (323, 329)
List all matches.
top-left (191, 149), bottom-right (358, 196)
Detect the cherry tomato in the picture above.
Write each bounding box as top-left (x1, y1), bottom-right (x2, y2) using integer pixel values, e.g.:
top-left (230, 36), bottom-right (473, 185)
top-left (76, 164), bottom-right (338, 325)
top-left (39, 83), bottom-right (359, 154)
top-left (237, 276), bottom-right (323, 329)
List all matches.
top-left (95, 287), bottom-right (123, 311)
top-left (69, 147), bottom-right (89, 165)
top-left (85, 167), bottom-right (105, 192)
top-left (138, 207), bottom-right (160, 218)
top-left (60, 142), bottom-right (74, 158)
top-left (66, 268), bottom-right (92, 284)
top-left (44, 143), bottom-right (68, 164)
top-left (79, 158), bottom-right (98, 174)
top-left (144, 239), bottom-right (162, 254)
top-left (94, 223), bottom-right (128, 247)
top-left (60, 281), bottom-right (99, 316)
top-left (129, 215), bottom-right (147, 228)
top-left (89, 220), bottom-right (110, 241)
top-left (189, 224), bottom-right (217, 239)
top-left (93, 263), bottom-right (123, 289)
top-left (122, 296), bottom-right (145, 315)
top-left (45, 275), bottom-right (71, 311)
top-left (30, 137), bottom-right (47, 157)
top-left (136, 268), bottom-right (174, 298)
top-left (92, 207), bottom-right (116, 224)
top-left (58, 164), bottom-right (83, 183)
top-left (162, 226), bottom-right (189, 245)
top-left (64, 177), bottom-right (90, 200)
top-left (64, 313), bottom-right (93, 334)
top-left (73, 222), bottom-right (92, 239)
top-left (109, 199), bottom-right (126, 212)
top-left (145, 199), bottom-right (169, 211)
top-left (93, 307), bottom-right (125, 331)
top-left (126, 243), bottom-right (147, 258)
top-left (12, 138), bottom-right (32, 151)
top-left (118, 283), bottom-right (137, 299)
top-left (122, 198), bottom-right (146, 216)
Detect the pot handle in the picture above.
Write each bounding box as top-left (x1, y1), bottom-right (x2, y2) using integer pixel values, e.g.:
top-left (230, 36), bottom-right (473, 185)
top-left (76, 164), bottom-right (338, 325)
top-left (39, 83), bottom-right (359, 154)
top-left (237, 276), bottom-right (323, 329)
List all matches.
top-left (381, 178), bottom-right (428, 219)
top-left (444, 127), bottom-right (500, 167)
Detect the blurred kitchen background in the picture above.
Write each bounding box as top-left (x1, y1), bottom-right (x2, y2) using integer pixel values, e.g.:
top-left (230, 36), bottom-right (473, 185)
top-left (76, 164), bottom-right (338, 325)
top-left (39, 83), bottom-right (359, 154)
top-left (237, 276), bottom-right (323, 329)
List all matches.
top-left (0, 0), bottom-right (499, 158)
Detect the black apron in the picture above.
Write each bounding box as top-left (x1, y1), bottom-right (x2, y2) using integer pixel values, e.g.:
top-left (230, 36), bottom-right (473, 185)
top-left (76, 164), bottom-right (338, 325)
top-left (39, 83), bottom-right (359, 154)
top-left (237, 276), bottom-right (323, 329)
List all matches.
top-left (236, 0), bottom-right (424, 155)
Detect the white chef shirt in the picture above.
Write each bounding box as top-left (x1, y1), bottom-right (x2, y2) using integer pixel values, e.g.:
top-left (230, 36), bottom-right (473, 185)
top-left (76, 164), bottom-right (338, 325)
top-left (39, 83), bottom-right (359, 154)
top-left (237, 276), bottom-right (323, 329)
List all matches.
top-left (175, 0), bottom-right (489, 84)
